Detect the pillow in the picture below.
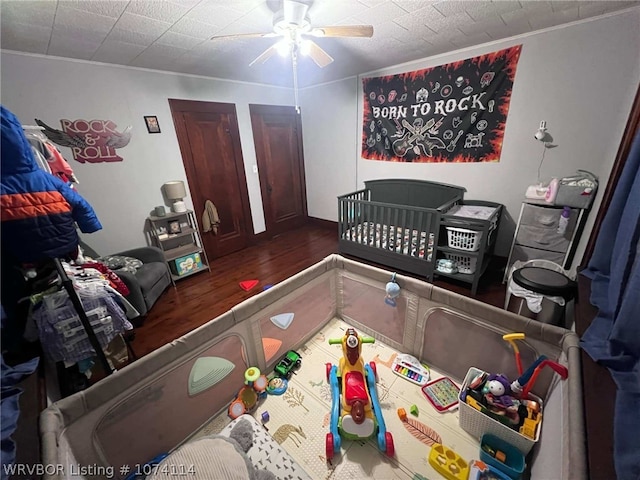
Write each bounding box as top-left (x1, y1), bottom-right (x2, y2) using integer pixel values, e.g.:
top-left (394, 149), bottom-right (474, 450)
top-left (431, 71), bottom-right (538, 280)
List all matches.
top-left (146, 418), bottom-right (275, 480)
top-left (98, 255), bottom-right (143, 274)
top-left (146, 437), bottom-right (250, 480)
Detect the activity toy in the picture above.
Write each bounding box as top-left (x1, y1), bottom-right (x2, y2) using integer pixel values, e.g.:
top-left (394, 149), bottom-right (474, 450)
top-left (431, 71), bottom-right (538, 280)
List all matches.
top-left (468, 460), bottom-right (511, 480)
top-left (385, 272), bottom-right (401, 306)
top-left (421, 376), bottom-right (460, 412)
top-left (228, 367), bottom-right (268, 419)
top-left (410, 404), bottom-right (419, 416)
top-left (265, 376), bottom-right (288, 395)
top-left (324, 328), bottom-right (394, 460)
top-left (428, 443), bottom-right (469, 480)
top-left (391, 353), bottom-right (430, 385)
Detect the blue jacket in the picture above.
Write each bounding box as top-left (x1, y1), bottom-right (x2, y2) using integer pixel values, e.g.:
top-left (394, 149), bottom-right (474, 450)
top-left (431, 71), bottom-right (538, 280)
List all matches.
top-left (1, 106), bottom-right (102, 262)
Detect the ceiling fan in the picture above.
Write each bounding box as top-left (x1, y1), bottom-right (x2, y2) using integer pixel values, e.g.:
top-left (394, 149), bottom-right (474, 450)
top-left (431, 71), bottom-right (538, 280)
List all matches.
top-left (210, 0), bottom-right (374, 69)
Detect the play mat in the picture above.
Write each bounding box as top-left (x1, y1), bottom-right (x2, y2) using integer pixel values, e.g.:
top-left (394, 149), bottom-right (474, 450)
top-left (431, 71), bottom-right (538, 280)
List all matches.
top-left (40, 255), bottom-right (586, 480)
top-left (191, 318), bottom-right (494, 479)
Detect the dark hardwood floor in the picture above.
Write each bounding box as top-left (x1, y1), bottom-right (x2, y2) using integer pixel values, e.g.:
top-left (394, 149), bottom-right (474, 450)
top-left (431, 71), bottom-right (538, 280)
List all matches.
top-left (130, 223), bottom-right (507, 358)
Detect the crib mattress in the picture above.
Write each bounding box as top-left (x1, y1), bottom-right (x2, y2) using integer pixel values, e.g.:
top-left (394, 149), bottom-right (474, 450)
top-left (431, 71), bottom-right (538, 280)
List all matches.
top-left (344, 222), bottom-right (433, 259)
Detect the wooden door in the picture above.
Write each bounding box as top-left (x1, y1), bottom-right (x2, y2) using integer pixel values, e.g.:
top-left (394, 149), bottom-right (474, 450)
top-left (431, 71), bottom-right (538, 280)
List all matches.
top-left (169, 99), bottom-right (253, 259)
top-left (250, 104), bottom-right (308, 237)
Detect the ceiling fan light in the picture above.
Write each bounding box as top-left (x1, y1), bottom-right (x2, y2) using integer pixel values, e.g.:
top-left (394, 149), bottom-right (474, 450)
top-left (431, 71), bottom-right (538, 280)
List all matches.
top-left (299, 39), bottom-right (312, 56)
top-left (276, 39), bottom-right (291, 57)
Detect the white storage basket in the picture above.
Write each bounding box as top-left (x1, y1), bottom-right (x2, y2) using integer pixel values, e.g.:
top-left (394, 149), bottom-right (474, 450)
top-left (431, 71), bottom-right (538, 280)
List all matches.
top-left (446, 227), bottom-right (483, 251)
top-left (458, 367), bottom-right (541, 454)
top-left (444, 252), bottom-right (478, 274)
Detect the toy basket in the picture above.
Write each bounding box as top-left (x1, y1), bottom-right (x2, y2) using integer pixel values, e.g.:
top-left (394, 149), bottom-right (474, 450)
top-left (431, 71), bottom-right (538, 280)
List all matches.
top-left (458, 367), bottom-right (541, 454)
top-left (446, 227), bottom-right (483, 251)
top-left (444, 253), bottom-right (478, 274)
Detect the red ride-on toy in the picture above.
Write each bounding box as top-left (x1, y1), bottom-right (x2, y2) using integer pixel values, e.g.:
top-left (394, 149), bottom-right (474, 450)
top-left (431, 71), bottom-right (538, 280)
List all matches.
top-left (325, 328), bottom-right (394, 460)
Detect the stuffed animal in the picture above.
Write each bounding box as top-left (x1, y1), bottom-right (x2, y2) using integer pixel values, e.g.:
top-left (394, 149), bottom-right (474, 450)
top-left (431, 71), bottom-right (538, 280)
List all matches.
top-left (146, 418), bottom-right (275, 480)
top-left (482, 373), bottom-right (518, 411)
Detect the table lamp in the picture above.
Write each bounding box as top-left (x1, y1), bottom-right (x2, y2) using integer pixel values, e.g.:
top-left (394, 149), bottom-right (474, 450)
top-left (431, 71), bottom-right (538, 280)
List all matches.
top-left (163, 180), bottom-right (187, 213)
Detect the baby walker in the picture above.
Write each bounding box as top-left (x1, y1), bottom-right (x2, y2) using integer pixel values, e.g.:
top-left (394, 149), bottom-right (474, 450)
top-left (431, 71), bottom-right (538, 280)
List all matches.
top-left (325, 328), bottom-right (394, 460)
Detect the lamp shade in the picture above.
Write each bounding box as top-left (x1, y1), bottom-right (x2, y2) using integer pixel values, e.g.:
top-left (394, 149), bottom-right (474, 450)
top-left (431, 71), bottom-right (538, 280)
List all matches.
top-left (163, 181), bottom-right (186, 200)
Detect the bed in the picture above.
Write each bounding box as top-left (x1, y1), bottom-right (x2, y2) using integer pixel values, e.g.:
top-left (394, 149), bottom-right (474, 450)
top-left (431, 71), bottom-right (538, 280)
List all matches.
top-left (338, 179), bottom-right (503, 294)
top-left (40, 255), bottom-right (586, 480)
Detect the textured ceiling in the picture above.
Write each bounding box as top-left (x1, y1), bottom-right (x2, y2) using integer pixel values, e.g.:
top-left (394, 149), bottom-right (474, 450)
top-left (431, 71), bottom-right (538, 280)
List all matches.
top-left (1, 0), bottom-right (638, 88)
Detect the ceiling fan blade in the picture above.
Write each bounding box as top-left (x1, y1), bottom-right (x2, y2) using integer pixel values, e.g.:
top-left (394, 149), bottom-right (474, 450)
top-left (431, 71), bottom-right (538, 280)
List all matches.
top-left (309, 25), bottom-right (374, 38)
top-left (249, 44), bottom-right (279, 67)
top-left (306, 40), bottom-right (334, 68)
top-left (210, 32), bottom-right (278, 41)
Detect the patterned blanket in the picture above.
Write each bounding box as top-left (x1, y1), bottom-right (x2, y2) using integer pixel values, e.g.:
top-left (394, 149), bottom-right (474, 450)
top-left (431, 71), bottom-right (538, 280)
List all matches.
top-left (343, 223), bottom-right (434, 260)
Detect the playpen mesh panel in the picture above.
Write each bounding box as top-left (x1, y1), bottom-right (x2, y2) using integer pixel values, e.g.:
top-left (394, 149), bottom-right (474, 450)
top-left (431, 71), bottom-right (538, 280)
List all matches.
top-left (256, 276), bottom-right (334, 370)
top-left (420, 308), bottom-right (540, 383)
top-left (93, 335), bottom-right (247, 474)
top-left (419, 308), bottom-right (558, 397)
top-left (340, 274), bottom-right (407, 346)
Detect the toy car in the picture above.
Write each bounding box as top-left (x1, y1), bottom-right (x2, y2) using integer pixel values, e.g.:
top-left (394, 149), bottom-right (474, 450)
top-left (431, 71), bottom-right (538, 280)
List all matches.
top-left (325, 328), bottom-right (394, 460)
top-left (274, 350), bottom-right (302, 379)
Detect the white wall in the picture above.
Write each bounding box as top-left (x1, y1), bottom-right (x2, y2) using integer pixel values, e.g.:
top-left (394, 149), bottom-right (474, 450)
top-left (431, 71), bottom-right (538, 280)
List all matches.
top-left (0, 52), bottom-right (293, 256)
top-left (300, 10), bottom-right (640, 266)
top-left (300, 77), bottom-right (360, 221)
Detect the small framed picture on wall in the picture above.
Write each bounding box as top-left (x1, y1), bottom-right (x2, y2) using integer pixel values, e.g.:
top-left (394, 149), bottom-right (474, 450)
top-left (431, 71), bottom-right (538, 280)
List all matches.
top-left (144, 116), bottom-right (161, 134)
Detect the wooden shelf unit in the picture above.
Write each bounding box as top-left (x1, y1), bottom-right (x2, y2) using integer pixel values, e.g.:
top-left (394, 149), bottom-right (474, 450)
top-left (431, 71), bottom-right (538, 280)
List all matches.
top-left (147, 209), bottom-right (210, 285)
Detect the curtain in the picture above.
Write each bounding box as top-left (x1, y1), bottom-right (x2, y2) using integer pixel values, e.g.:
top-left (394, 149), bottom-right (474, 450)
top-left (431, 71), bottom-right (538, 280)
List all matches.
top-left (581, 130), bottom-right (640, 480)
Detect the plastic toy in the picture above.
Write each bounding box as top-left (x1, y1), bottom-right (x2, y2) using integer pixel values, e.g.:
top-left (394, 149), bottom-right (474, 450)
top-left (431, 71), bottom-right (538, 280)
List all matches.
top-left (410, 404), bottom-right (419, 416)
top-left (397, 408), bottom-right (407, 422)
top-left (228, 367), bottom-right (268, 419)
top-left (428, 443), bottom-right (470, 480)
top-left (519, 399), bottom-right (542, 439)
top-left (509, 356), bottom-right (547, 396)
top-left (324, 327), bottom-right (394, 460)
top-left (480, 433), bottom-right (525, 479)
top-left (520, 358), bottom-right (568, 398)
top-left (502, 333), bottom-right (526, 375)
top-left (385, 273), bottom-right (400, 306)
top-left (261, 411), bottom-right (270, 423)
top-left (468, 460), bottom-right (511, 480)
top-left (421, 376), bottom-right (460, 412)
top-left (274, 350), bottom-right (302, 379)
top-left (391, 353), bottom-right (430, 385)
top-left (266, 376), bottom-right (288, 395)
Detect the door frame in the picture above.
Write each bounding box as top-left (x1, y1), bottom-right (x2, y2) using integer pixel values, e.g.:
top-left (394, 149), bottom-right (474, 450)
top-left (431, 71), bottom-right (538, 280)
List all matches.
top-left (169, 98), bottom-right (255, 255)
top-left (249, 104), bottom-right (308, 237)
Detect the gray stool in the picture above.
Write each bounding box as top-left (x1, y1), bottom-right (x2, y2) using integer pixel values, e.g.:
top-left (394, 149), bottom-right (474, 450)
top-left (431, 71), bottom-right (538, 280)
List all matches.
top-left (508, 266), bottom-right (577, 327)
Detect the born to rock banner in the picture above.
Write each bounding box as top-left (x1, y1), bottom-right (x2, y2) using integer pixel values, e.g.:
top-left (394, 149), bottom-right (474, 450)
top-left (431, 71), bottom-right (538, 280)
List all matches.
top-left (362, 45), bottom-right (522, 163)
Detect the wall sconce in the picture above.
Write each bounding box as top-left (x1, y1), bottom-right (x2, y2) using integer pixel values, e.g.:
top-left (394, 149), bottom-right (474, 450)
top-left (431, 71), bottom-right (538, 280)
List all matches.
top-left (534, 121), bottom-right (550, 142)
top-left (163, 180), bottom-right (187, 213)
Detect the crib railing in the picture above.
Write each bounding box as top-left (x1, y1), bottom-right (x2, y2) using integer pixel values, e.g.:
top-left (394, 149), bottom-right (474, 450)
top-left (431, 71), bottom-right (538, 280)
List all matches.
top-left (338, 190), bottom-right (441, 261)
